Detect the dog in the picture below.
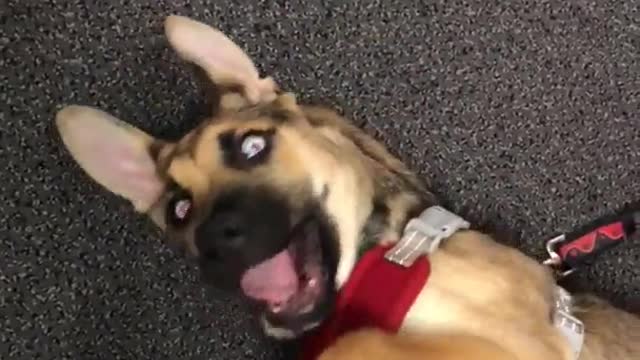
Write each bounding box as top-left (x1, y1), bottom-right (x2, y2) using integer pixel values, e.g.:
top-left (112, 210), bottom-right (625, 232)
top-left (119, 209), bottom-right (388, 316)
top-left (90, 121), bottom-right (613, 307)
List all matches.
top-left (55, 15), bottom-right (639, 360)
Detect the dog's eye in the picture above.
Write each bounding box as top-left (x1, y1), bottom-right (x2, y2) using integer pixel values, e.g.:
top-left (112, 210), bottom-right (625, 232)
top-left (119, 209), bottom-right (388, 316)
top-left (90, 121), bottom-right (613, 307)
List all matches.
top-left (167, 193), bottom-right (193, 226)
top-left (219, 129), bottom-right (273, 169)
top-left (240, 134), bottom-right (267, 160)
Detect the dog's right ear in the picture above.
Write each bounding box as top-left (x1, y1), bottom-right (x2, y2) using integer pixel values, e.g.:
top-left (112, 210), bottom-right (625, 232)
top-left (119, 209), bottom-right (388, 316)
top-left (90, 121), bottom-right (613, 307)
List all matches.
top-left (55, 105), bottom-right (166, 213)
top-left (164, 15), bottom-right (278, 113)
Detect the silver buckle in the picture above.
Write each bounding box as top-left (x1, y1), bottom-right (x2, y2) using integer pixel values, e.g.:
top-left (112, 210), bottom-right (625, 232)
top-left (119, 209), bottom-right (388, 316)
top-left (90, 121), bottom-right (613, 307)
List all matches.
top-left (553, 287), bottom-right (585, 359)
top-left (384, 206), bottom-right (470, 267)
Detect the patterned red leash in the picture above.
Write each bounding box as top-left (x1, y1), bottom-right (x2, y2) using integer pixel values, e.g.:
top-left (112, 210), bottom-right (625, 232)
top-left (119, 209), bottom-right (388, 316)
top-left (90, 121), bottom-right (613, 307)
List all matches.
top-left (543, 209), bottom-right (639, 277)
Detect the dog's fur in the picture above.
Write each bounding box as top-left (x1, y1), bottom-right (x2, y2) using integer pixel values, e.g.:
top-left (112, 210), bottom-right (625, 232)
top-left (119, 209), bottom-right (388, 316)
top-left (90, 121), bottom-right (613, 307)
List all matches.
top-left (55, 15), bottom-right (639, 360)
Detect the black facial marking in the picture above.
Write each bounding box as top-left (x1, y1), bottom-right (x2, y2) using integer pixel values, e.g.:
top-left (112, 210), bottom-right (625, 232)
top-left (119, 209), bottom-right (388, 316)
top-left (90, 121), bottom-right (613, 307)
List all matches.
top-left (195, 186), bottom-right (292, 290)
top-left (218, 130), bottom-right (235, 153)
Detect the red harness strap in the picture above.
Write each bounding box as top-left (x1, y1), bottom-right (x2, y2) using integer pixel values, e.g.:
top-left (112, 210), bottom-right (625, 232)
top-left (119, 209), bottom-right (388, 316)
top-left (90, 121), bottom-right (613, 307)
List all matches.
top-left (299, 244), bottom-right (431, 360)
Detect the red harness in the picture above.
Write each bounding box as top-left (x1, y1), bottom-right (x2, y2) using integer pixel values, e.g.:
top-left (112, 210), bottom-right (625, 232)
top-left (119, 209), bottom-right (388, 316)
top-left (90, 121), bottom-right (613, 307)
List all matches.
top-left (299, 244), bottom-right (431, 360)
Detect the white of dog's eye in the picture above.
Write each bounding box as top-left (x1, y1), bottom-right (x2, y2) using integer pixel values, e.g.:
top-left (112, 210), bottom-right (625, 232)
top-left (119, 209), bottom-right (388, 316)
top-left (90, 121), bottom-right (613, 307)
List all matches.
top-left (241, 135), bottom-right (266, 159)
top-left (174, 199), bottom-right (191, 220)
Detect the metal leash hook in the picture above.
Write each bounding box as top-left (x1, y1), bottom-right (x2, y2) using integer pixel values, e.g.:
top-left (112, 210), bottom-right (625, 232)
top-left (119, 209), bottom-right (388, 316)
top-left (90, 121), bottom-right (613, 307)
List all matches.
top-left (543, 234), bottom-right (576, 278)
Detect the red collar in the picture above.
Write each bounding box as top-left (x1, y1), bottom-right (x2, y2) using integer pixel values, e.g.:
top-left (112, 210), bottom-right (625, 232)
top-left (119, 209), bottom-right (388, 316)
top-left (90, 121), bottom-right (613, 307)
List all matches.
top-left (299, 244), bottom-right (431, 360)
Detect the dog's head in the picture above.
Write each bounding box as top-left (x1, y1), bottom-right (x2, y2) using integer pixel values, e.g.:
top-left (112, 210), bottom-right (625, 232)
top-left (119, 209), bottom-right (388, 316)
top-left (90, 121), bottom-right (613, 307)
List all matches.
top-left (55, 15), bottom-right (432, 339)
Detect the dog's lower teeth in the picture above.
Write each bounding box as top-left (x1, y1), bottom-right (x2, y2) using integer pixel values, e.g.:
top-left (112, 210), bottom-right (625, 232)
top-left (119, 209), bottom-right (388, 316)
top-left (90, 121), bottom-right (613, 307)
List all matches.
top-left (308, 278), bottom-right (317, 287)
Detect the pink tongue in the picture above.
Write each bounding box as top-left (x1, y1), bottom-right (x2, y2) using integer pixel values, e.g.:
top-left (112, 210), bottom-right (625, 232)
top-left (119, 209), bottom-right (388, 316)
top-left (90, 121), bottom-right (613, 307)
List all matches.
top-left (240, 249), bottom-right (298, 304)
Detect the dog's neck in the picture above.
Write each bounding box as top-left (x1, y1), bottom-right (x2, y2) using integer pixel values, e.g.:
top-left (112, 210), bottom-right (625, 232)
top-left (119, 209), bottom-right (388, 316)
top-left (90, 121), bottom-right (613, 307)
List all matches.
top-left (335, 203), bottom-right (455, 288)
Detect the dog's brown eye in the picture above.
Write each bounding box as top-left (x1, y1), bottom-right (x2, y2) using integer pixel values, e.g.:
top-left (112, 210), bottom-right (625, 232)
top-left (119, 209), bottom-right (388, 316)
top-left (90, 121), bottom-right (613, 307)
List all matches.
top-left (167, 193), bottom-right (193, 227)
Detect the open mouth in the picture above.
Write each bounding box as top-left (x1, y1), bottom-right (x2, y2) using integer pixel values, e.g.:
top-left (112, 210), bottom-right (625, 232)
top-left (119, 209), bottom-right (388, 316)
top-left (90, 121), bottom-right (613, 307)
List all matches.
top-left (239, 217), bottom-right (330, 334)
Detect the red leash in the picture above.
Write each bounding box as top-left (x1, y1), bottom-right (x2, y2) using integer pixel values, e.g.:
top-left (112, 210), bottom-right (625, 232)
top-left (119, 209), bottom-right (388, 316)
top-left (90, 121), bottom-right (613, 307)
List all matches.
top-left (299, 244), bottom-right (431, 360)
top-left (543, 209), bottom-right (639, 277)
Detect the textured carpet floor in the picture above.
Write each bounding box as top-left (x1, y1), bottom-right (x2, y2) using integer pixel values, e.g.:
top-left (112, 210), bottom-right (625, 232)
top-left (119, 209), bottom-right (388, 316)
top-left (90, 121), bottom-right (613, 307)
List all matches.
top-left (1, 0), bottom-right (639, 359)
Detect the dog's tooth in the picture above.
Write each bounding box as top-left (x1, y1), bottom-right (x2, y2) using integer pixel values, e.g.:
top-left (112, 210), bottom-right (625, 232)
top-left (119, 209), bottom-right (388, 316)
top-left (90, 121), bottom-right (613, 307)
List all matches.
top-left (271, 303), bottom-right (282, 313)
top-left (308, 278), bottom-right (317, 287)
top-left (300, 303), bottom-right (314, 314)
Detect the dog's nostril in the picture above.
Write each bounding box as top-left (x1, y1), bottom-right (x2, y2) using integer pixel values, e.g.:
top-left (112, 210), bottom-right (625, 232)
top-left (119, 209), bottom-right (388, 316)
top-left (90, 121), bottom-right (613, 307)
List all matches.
top-left (220, 223), bottom-right (245, 247)
top-left (203, 247), bottom-right (219, 260)
top-left (195, 210), bottom-right (248, 259)
top-left (223, 227), bottom-right (241, 239)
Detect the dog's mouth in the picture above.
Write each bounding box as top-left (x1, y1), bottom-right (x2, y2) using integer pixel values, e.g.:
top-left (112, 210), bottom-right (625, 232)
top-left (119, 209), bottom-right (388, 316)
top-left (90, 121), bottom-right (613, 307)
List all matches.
top-left (239, 217), bottom-right (332, 337)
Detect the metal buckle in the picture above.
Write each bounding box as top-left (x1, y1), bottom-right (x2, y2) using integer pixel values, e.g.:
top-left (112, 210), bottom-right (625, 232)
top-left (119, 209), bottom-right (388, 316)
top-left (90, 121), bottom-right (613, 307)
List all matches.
top-left (555, 311), bottom-right (585, 359)
top-left (543, 234), bottom-right (575, 278)
top-left (384, 206), bottom-right (470, 267)
top-left (553, 287), bottom-right (585, 359)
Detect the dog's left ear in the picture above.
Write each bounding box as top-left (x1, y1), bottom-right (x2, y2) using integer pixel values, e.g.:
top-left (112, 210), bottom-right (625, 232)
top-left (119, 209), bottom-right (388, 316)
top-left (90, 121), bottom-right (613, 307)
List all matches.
top-left (55, 105), bottom-right (166, 213)
top-left (164, 15), bottom-right (278, 112)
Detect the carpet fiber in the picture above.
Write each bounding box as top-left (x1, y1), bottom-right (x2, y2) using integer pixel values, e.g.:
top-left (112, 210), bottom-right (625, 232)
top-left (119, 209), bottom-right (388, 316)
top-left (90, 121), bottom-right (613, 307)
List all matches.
top-left (1, 0), bottom-right (638, 359)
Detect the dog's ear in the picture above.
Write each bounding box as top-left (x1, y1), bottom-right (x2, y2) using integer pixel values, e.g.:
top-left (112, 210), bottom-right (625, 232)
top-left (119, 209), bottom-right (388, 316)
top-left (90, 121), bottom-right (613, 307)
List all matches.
top-left (164, 15), bottom-right (278, 113)
top-left (55, 105), bottom-right (166, 212)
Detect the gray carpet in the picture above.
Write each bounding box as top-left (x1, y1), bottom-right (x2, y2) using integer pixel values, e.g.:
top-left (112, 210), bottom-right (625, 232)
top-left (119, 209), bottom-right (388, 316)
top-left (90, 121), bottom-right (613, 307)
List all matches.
top-left (1, 0), bottom-right (639, 359)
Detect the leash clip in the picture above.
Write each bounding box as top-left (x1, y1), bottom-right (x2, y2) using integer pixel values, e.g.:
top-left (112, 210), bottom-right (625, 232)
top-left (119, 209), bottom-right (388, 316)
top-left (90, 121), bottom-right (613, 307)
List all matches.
top-left (543, 234), bottom-right (576, 278)
top-left (385, 206), bottom-right (470, 267)
top-left (543, 217), bottom-right (633, 278)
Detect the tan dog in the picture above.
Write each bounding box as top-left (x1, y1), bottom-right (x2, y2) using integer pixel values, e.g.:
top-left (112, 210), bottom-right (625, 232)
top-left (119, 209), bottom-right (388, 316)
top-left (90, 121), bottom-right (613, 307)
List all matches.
top-left (55, 15), bottom-right (639, 360)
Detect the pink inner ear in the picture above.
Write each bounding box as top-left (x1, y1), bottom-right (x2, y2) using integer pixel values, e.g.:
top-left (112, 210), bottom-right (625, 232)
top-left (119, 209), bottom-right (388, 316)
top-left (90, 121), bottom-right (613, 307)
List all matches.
top-left (83, 135), bottom-right (164, 210)
top-left (114, 148), bottom-right (164, 207)
top-left (165, 16), bottom-right (265, 95)
top-left (201, 36), bottom-right (259, 80)
top-left (56, 105), bottom-right (166, 212)
top-left (199, 42), bottom-right (278, 104)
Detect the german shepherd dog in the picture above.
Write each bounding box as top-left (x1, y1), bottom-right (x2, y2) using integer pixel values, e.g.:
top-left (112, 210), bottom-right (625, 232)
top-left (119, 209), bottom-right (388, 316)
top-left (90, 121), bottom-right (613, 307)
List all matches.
top-left (55, 15), bottom-right (638, 360)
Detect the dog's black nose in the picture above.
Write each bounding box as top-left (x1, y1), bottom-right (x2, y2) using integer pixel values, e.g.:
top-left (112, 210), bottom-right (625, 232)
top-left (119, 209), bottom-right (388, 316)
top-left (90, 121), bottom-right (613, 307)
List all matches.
top-left (195, 210), bottom-right (246, 257)
top-left (193, 186), bottom-right (293, 265)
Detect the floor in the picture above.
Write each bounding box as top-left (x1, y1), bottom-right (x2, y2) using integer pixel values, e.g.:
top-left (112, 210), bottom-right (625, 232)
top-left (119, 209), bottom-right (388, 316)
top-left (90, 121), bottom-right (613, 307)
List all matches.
top-left (1, 0), bottom-right (638, 359)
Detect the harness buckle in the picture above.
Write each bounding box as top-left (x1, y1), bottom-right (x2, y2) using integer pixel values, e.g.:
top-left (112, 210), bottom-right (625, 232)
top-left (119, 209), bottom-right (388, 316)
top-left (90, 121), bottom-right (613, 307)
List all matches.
top-left (543, 234), bottom-right (575, 278)
top-left (385, 206), bottom-right (470, 267)
top-left (553, 287), bottom-right (585, 359)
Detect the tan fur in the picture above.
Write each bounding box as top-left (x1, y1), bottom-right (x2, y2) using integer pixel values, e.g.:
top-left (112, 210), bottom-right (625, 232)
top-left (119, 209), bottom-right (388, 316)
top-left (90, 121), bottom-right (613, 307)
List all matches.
top-left (402, 231), bottom-right (573, 360)
top-left (573, 296), bottom-right (640, 359)
top-left (54, 15), bottom-right (639, 360)
top-left (319, 328), bottom-right (518, 360)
